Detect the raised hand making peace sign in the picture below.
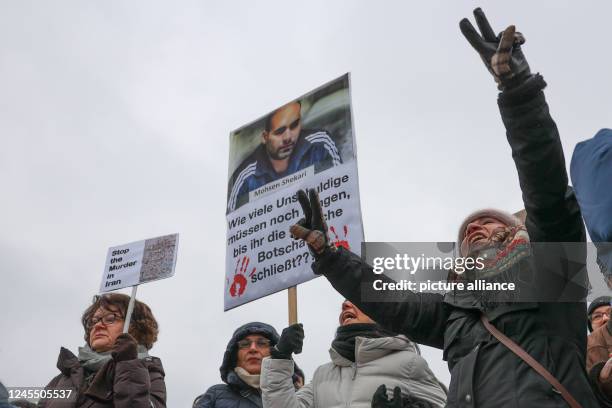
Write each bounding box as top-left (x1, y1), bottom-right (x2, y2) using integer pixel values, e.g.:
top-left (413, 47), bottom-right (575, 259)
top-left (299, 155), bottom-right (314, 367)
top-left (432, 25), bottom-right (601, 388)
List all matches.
top-left (460, 8), bottom-right (531, 90)
top-left (289, 189), bottom-right (333, 258)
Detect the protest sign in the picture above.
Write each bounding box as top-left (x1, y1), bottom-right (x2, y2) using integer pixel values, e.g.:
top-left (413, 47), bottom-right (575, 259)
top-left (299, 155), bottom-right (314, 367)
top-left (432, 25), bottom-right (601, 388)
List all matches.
top-left (225, 73), bottom-right (364, 311)
top-left (100, 233), bottom-right (179, 293)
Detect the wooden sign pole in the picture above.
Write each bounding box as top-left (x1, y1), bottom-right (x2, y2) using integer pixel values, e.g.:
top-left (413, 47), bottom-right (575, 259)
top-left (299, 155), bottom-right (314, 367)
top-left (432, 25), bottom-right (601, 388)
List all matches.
top-left (288, 286), bottom-right (298, 325)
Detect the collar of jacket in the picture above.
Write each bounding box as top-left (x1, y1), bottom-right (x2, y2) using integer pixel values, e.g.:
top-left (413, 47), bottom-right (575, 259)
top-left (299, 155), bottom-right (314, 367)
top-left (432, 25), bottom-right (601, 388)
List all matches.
top-left (329, 335), bottom-right (414, 366)
top-left (85, 360), bottom-right (116, 402)
top-left (56, 347), bottom-right (113, 402)
top-left (84, 357), bottom-right (163, 402)
top-left (226, 371), bottom-right (262, 407)
top-left (226, 370), bottom-right (258, 392)
top-left (57, 347), bottom-right (80, 376)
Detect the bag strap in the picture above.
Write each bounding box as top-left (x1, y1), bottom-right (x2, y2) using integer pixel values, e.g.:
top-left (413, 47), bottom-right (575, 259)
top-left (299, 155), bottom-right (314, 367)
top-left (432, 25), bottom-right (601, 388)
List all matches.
top-left (480, 315), bottom-right (583, 408)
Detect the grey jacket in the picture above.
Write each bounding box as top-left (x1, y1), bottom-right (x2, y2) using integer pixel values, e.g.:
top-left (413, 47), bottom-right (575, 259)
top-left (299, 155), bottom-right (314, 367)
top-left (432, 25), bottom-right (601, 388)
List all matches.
top-left (260, 335), bottom-right (446, 408)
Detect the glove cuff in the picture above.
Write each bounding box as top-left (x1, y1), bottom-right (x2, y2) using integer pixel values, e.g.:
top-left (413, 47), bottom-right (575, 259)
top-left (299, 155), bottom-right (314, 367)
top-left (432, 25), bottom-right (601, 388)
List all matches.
top-left (498, 73), bottom-right (546, 106)
top-left (498, 70), bottom-right (531, 91)
top-left (310, 245), bottom-right (337, 273)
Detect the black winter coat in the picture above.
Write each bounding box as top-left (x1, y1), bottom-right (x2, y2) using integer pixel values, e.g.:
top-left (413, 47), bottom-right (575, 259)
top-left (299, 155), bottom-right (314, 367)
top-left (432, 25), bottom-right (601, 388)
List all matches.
top-left (312, 75), bottom-right (599, 407)
top-left (193, 372), bottom-right (262, 408)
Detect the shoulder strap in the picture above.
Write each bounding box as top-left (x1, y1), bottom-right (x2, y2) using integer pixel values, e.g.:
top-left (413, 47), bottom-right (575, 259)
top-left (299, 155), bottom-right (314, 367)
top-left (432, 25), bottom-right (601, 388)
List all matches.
top-left (480, 315), bottom-right (583, 408)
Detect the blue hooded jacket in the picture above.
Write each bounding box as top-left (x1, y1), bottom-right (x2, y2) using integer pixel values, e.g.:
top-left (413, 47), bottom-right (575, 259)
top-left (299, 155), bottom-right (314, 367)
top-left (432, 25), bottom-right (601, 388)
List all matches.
top-left (570, 128), bottom-right (612, 278)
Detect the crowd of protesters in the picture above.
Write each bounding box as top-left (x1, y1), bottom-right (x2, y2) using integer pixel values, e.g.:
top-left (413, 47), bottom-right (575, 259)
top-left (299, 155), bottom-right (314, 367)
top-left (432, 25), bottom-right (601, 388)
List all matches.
top-left (1, 7), bottom-right (611, 408)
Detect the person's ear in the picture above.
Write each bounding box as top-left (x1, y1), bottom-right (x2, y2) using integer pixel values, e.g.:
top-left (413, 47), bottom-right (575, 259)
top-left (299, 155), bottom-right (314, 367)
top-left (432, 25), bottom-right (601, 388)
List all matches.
top-left (261, 131), bottom-right (268, 144)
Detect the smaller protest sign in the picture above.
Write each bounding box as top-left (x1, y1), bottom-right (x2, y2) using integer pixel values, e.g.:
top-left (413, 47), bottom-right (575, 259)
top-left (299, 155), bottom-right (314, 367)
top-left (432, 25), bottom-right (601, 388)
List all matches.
top-left (100, 233), bottom-right (179, 293)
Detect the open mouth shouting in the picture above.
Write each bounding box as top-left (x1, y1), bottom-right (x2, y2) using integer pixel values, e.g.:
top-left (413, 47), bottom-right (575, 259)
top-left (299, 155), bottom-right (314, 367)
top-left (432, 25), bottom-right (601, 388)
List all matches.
top-left (340, 310), bottom-right (357, 326)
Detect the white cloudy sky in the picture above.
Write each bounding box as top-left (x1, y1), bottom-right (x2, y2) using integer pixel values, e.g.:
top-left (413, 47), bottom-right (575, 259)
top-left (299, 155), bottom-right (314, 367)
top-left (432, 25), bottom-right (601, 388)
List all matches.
top-left (1, 1), bottom-right (611, 407)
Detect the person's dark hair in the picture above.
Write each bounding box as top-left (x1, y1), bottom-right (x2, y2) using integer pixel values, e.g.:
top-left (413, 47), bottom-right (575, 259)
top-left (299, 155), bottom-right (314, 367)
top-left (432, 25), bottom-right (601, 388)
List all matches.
top-left (264, 100), bottom-right (301, 132)
top-left (81, 293), bottom-right (159, 349)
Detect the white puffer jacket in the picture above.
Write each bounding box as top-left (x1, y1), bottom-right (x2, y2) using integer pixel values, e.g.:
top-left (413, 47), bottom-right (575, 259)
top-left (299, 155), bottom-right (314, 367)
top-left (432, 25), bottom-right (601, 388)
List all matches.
top-left (260, 335), bottom-right (447, 408)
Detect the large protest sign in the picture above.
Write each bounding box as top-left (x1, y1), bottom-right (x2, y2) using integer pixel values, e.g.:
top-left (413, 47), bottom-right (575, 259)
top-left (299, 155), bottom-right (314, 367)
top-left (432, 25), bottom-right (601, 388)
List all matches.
top-left (225, 74), bottom-right (364, 310)
top-left (100, 233), bottom-right (179, 293)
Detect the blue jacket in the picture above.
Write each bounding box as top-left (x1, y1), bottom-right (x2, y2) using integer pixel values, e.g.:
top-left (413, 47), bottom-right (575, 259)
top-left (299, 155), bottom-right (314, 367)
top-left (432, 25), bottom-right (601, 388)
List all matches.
top-left (571, 128), bottom-right (612, 278)
top-left (227, 130), bottom-right (341, 212)
top-left (192, 375), bottom-right (263, 408)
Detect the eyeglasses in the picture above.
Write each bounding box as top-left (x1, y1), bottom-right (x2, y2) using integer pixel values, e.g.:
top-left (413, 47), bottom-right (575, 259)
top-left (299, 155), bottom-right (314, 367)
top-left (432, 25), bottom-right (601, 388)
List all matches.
top-left (86, 313), bottom-right (123, 330)
top-left (591, 311), bottom-right (611, 323)
top-left (237, 338), bottom-right (271, 350)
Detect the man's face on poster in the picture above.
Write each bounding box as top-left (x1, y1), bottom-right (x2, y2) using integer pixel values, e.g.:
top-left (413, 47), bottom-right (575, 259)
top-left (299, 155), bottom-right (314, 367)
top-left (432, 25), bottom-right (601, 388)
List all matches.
top-left (262, 102), bottom-right (302, 161)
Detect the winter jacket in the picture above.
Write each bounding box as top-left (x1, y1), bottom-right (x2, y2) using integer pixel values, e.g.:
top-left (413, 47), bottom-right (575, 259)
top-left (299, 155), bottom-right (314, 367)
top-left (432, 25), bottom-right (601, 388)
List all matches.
top-left (38, 347), bottom-right (166, 408)
top-left (193, 322), bottom-right (281, 408)
top-left (260, 335), bottom-right (447, 408)
top-left (311, 75), bottom-right (599, 407)
top-left (0, 382), bottom-right (15, 408)
top-left (586, 324), bottom-right (612, 406)
top-left (227, 129), bottom-right (341, 212)
top-left (193, 372), bottom-right (264, 408)
top-left (571, 128), bottom-right (612, 282)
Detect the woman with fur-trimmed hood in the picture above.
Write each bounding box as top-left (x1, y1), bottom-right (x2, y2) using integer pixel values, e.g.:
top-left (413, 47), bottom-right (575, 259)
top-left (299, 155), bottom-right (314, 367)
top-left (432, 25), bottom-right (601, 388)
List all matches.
top-left (193, 322), bottom-right (303, 408)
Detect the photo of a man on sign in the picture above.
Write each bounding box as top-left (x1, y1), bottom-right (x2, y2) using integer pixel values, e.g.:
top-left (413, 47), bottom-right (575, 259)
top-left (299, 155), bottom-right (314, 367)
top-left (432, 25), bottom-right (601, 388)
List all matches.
top-left (226, 74), bottom-right (354, 213)
top-left (224, 73), bottom-right (364, 311)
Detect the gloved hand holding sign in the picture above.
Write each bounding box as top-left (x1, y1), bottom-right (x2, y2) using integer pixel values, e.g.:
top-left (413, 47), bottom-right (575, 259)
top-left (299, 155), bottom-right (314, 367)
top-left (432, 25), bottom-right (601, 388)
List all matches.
top-left (271, 323), bottom-right (304, 360)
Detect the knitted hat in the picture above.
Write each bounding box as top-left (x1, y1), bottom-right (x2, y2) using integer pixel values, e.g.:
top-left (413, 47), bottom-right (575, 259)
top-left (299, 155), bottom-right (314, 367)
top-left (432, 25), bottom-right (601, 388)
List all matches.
top-left (454, 208), bottom-right (531, 287)
top-left (587, 296), bottom-right (612, 332)
top-left (457, 208), bottom-right (527, 256)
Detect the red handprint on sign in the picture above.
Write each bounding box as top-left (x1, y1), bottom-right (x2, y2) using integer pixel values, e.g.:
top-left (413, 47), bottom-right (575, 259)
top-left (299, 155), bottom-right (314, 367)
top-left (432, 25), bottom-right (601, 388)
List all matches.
top-left (330, 225), bottom-right (350, 250)
top-left (229, 256), bottom-right (255, 297)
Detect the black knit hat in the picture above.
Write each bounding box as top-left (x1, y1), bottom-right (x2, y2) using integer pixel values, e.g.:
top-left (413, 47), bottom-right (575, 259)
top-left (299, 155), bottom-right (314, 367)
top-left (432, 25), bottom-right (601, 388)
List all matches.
top-left (588, 296), bottom-right (612, 332)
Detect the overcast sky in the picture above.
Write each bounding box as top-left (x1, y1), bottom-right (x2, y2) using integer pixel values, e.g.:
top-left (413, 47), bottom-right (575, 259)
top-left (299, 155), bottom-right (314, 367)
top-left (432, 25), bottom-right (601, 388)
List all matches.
top-left (1, 1), bottom-right (611, 407)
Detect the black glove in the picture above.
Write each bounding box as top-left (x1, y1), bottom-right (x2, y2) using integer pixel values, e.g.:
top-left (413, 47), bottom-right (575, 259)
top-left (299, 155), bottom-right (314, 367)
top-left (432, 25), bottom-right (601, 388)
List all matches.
top-left (111, 333), bottom-right (138, 362)
top-left (271, 323), bottom-right (304, 359)
top-left (372, 385), bottom-right (402, 408)
top-left (289, 189), bottom-right (332, 258)
top-left (372, 384), bottom-right (437, 408)
top-left (459, 8), bottom-right (531, 90)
